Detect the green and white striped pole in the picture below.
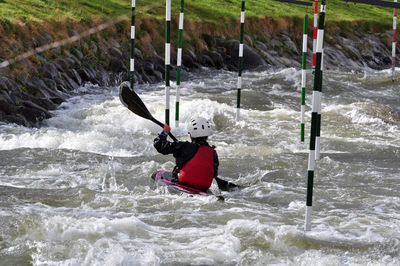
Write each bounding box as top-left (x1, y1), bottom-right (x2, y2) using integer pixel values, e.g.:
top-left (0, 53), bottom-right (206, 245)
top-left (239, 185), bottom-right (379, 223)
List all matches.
top-left (165, 0), bottom-right (171, 125)
top-left (236, 0), bottom-right (245, 120)
top-left (175, 0), bottom-right (184, 128)
top-left (130, 0), bottom-right (136, 90)
top-left (305, 0), bottom-right (326, 232)
top-left (300, 14), bottom-right (308, 142)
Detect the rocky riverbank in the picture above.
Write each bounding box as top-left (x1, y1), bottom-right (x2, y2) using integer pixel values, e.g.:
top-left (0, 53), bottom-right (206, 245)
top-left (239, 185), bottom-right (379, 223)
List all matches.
top-left (0, 17), bottom-right (396, 127)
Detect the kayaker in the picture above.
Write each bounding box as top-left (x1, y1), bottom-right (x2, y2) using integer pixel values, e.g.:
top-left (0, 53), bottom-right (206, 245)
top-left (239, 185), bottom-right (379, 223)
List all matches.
top-left (153, 117), bottom-right (219, 191)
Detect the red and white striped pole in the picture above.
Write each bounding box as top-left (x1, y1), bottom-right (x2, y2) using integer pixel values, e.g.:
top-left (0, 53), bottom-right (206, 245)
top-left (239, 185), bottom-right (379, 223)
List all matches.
top-left (130, 0), bottom-right (135, 90)
top-left (165, 0), bottom-right (171, 125)
top-left (312, 0), bottom-right (319, 69)
top-left (315, 48), bottom-right (323, 161)
top-left (392, 0), bottom-right (397, 82)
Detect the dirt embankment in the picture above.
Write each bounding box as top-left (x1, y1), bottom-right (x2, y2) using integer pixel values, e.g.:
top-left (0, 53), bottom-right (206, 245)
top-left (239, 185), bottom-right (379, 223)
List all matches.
top-left (0, 16), bottom-right (395, 127)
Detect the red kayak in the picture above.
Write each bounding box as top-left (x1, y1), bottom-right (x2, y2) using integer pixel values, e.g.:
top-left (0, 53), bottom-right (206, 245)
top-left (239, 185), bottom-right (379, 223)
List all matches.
top-left (152, 170), bottom-right (219, 197)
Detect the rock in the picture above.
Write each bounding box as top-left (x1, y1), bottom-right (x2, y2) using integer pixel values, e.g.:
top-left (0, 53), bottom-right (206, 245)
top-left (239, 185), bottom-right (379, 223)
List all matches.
top-left (360, 102), bottom-right (400, 124)
top-left (54, 77), bottom-right (69, 93)
top-left (216, 46), bottom-right (226, 56)
top-left (135, 48), bottom-right (144, 60)
top-left (21, 100), bottom-right (50, 115)
top-left (276, 56), bottom-right (292, 66)
top-left (72, 48), bottom-right (83, 60)
top-left (67, 69), bottom-right (82, 86)
top-left (152, 70), bottom-right (163, 81)
top-left (34, 97), bottom-right (57, 111)
top-left (153, 54), bottom-right (165, 66)
top-left (182, 48), bottom-right (198, 68)
top-left (244, 34), bottom-right (254, 47)
top-left (110, 40), bottom-right (121, 48)
top-left (78, 64), bottom-right (97, 84)
top-left (40, 78), bottom-right (68, 104)
top-left (109, 57), bottom-right (127, 73)
top-left (202, 34), bottom-right (216, 48)
top-left (198, 54), bottom-right (215, 67)
top-left (0, 77), bottom-right (20, 92)
top-left (281, 34), bottom-right (299, 55)
top-left (61, 73), bottom-right (79, 91)
top-left (41, 62), bottom-right (60, 79)
top-left (64, 51), bottom-right (81, 67)
top-left (42, 78), bottom-right (57, 90)
top-left (270, 38), bottom-right (283, 49)
top-left (142, 60), bottom-right (155, 74)
top-left (258, 50), bottom-right (280, 66)
top-left (3, 114), bottom-right (29, 126)
top-left (36, 31), bottom-right (53, 46)
top-left (227, 40), bottom-right (266, 69)
top-left (134, 71), bottom-right (143, 84)
top-left (0, 95), bottom-right (17, 114)
top-left (98, 44), bottom-right (108, 57)
top-left (207, 51), bottom-right (224, 68)
top-left (255, 41), bottom-right (268, 52)
top-left (15, 72), bottom-right (30, 86)
top-left (1, 90), bottom-right (17, 105)
top-left (65, 57), bottom-right (77, 68)
top-left (154, 61), bottom-right (164, 73)
top-left (56, 84), bottom-right (68, 93)
top-left (94, 66), bottom-right (110, 86)
top-left (18, 104), bottom-right (49, 126)
top-left (56, 58), bottom-right (70, 70)
top-left (26, 77), bottom-right (52, 99)
top-left (16, 87), bottom-right (57, 111)
top-left (109, 47), bottom-right (123, 58)
top-left (169, 66), bottom-right (177, 81)
top-left (142, 72), bottom-right (155, 83)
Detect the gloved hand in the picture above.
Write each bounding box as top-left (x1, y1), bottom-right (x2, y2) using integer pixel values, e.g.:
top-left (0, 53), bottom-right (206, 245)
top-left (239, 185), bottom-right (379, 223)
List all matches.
top-left (162, 124), bottom-right (171, 135)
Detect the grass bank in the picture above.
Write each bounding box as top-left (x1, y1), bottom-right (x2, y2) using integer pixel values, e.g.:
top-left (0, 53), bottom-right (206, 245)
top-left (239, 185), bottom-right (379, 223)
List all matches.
top-left (0, 0), bottom-right (395, 26)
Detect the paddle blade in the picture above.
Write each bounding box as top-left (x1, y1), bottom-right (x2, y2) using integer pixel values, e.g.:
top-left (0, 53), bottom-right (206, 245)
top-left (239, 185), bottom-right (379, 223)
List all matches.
top-left (119, 82), bottom-right (178, 142)
top-left (215, 177), bottom-right (240, 192)
top-left (119, 82), bottom-right (163, 127)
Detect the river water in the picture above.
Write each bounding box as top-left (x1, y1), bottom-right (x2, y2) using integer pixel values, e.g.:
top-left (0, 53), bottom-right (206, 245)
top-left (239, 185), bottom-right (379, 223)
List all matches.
top-left (0, 67), bottom-right (399, 265)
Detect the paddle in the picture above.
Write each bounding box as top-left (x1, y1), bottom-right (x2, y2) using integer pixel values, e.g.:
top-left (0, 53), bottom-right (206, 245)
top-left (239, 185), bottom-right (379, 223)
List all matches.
top-left (119, 82), bottom-right (177, 142)
top-left (118, 82), bottom-right (240, 192)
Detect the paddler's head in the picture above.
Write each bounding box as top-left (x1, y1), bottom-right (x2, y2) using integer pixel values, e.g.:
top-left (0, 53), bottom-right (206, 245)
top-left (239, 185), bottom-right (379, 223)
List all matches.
top-left (187, 117), bottom-right (211, 141)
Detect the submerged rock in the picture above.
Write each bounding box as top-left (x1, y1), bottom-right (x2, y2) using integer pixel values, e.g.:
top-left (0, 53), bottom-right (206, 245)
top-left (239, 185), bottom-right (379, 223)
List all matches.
top-left (358, 102), bottom-right (400, 124)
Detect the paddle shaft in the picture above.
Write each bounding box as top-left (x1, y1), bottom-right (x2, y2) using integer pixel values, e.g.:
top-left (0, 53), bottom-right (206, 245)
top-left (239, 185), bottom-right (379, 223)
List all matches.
top-left (150, 117), bottom-right (178, 142)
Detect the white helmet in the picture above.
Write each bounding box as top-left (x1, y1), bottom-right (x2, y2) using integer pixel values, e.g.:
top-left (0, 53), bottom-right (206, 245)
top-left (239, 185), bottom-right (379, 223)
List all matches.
top-left (187, 117), bottom-right (212, 138)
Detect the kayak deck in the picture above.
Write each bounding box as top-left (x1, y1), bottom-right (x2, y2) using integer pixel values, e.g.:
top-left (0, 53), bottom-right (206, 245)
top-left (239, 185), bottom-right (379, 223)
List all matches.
top-left (153, 170), bottom-right (213, 196)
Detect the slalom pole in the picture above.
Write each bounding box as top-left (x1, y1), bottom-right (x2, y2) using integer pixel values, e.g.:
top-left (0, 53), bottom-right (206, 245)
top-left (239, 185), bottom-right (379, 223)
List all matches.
top-left (305, 0), bottom-right (326, 232)
top-left (312, 0), bottom-right (319, 70)
top-left (315, 48), bottom-right (324, 160)
top-left (165, 0), bottom-right (171, 125)
top-left (130, 0), bottom-right (136, 90)
top-left (392, 0), bottom-right (397, 82)
top-left (236, 0), bottom-right (245, 121)
top-left (301, 14), bottom-right (308, 142)
top-left (175, 0), bottom-right (185, 127)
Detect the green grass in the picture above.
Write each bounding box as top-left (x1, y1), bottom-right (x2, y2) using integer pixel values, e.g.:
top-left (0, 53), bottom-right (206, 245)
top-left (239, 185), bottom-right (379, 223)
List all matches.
top-left (0, 0), bottom-right (395, 25)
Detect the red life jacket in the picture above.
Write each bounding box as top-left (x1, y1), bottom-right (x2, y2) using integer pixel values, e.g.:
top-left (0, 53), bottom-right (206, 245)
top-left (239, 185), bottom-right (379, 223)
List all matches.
top-left (179, 145), bottom-right (215, 191)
